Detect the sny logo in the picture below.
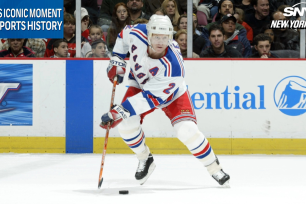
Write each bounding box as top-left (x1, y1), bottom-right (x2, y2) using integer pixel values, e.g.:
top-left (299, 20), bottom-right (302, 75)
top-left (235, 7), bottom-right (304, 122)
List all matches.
top-left (0, 83), bottom-right (21, 113)
top-left (270, 3), bottom-right (306, 29)
top-left (274, 76), bottom-right (306, 116)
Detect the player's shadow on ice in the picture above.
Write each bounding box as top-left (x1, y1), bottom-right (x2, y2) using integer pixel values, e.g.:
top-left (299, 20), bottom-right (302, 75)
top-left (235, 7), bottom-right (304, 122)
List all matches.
top-left (74, 179), bottom-right (228, 196)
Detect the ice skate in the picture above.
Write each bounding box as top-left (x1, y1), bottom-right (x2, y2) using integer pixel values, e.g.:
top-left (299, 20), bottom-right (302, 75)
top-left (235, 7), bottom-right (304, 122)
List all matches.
top-left (212, 169), bottom-right (230, 187)
top-left (135, 153), bottom-right (156, 185)
top-left (206, 157), bottom-right (230, 187)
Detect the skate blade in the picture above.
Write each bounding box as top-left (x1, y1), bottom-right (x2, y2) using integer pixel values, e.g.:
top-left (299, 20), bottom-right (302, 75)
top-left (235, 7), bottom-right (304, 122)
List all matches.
top-left (138, 162), bottom-right (156, 185)
top-left (221, 179), bottom-right (230, 188)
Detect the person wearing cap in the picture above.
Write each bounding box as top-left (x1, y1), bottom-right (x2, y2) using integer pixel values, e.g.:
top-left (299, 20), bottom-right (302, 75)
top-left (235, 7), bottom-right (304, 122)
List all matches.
top-left (199, 0), bottom-right (247, 49)
top-left (74, 7), bottom-right (93, 42)
top-left (220, 14), bottom-right (251, 57)
top-left (200, 24), bottom-right (242, 58)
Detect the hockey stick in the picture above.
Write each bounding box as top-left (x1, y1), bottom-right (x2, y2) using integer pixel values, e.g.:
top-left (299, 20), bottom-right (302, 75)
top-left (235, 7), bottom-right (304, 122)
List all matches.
top-left (98, 76), bottom-right (118, 189)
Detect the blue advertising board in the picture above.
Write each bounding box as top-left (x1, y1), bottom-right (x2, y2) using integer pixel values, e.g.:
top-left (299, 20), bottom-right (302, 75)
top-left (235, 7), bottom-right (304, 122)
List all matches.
top-left (0, 64), bottom-right (33, 126)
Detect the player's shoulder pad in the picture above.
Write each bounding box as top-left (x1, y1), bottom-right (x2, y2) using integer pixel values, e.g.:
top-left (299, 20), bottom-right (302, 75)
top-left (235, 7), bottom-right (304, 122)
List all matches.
top-left (131, 24), bottom-right (148, 35)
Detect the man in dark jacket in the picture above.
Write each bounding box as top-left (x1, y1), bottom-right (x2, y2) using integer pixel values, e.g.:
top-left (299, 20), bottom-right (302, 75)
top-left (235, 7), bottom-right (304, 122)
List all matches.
top-left (0, 39), bottom-right (35, 58)
top-left (272, 11), bottom-right (300, 51)
top-left (200, 24), bottom-right (242, 57)
top-left (251, 33), bottom-right (299, 58)
top-left (200, 0), bottom-right (247, 49)
top-left (245, 0), bottom-right (270, 41)
top-left (221, 14), bottom-right (251, 57)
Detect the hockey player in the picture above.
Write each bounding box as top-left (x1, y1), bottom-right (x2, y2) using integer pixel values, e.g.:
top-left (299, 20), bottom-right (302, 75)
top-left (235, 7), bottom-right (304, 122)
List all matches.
top-left (100, 15), bottom-right (230, 186)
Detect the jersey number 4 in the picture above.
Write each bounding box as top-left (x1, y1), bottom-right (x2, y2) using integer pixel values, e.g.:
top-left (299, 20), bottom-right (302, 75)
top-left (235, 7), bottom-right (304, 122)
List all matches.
top-left (163, 83), bottom-right (175, 94)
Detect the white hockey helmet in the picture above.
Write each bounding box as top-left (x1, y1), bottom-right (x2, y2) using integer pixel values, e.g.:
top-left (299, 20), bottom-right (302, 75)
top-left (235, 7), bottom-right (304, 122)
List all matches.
top-left (147, 14), bottom-right (174, 46)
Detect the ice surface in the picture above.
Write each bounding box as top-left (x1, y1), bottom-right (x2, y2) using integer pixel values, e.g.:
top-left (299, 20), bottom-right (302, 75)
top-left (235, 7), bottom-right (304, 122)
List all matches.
top-left (0, 154), bottom-right (305, 204)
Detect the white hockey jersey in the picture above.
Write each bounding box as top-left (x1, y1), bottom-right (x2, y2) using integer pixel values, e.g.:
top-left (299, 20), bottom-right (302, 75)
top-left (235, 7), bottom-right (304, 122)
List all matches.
top-left (112, 24), bottom-right (187, 116)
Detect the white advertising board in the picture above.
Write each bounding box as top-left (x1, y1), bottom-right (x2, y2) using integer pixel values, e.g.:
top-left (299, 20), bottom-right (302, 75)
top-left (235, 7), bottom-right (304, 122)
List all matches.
top-left (94, 60), bottom-right (306, 139)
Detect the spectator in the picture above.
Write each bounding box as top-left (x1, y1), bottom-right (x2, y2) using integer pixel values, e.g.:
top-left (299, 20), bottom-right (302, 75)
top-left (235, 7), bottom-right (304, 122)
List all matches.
top-left (44, 13), bottom-right (87, 57)
top-left (245, 0), bottom-right (270, 41)
top-left (200, 24), bottom-right (242, 57)
top-left (86, 39), bottom-right (109, 58)
top-left (64, 0), bottom-right (73, 14)
top-left (221, 14), bottom-right (251, 57)
top-left (81, 25), bottom-right (106, 57)
top-left (175, 30), bottom-right (199, 58)
top-left (74, 7), bottom-right (92, 42)
top-left (0, 39), bottom-right (35, 57)
top-left (177, 14), bottom-right (188, 30)
top-left (155, 7), bottom-right (165, 15)
top-left (176, 14), bottom-right (207, 55)
top-left (127, 0), bottom-right (150, 24)
top-left (145, 0), bottom-right (164, 16)
top-left (214, 0), bottom-right (235, 22)
top-left (260, 24), bottom-right (275, 50)
top-left (161, 0), bottom-right (181, 31)
top-left (194, 0), bottom-right (219, 18)
top-left (235, 0), bottom-right (254, 14)
top-left (272, 11), bottom-right (299, 51)
top-left (2, 39), bottom-right (46, 57)
top-left (176, 0), bottom-right (188, 15)
top-left (202, 0), bottom-right (246, 44)
top-left (107, 3), bottom-right (131, 53)
top-left (81, 0), bottom-right (100, 24)
top-left (51, 40), bottom-right (69, 58)
top-left (98, 0), bottom-right (128, 28)
top-left (272, 0), bottom-right (299, 15)
top-left (234, 8), bottom-right (253, 43)
top-left (251, 34), bottom-right (274, 58)
top-left (277, 4), bottom-right (290, 17)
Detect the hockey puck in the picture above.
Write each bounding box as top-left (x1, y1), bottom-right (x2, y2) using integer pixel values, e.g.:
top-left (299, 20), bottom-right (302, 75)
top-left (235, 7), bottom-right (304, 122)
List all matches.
top-left (119, 190), bottom-right (129, 195)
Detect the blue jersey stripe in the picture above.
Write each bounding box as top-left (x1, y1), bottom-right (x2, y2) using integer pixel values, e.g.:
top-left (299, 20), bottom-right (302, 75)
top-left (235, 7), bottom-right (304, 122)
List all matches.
top-left (141, 92), bottom-right (155, 109)
top-left (143, 90), bottom-right (164, 104)
top-left (165, 49), bottom-right (184, 77)
top-left (130, 32), bottom-right (148, 46)
top-left (113, 52), bottom-right (127, 59)
top-left (159, 59), bottom-right (168, 77)
top-left (133, 24), bottom-right (148, 35)
top-left (121, 99), bottom-right (137, 116)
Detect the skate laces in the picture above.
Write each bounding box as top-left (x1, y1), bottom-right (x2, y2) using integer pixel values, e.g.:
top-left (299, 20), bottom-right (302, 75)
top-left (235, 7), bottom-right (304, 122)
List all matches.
top-left (137, 159), bottom-right (146, 172)
top-left (212, 170), bottom-right (225, 180)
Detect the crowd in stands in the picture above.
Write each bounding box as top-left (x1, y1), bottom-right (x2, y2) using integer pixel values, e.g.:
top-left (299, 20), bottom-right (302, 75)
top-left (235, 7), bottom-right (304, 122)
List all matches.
top-left (0, 0), bottom-right (303, 58)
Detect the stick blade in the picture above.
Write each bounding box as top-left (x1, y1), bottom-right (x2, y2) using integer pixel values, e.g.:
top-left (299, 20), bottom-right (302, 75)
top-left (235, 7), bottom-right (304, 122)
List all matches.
top-left (98, 177), bottom-right (103, 189)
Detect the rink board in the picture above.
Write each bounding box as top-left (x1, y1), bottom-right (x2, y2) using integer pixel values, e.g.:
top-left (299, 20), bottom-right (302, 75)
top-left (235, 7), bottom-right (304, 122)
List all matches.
top-left (0, 59), bottom-right (306, 154)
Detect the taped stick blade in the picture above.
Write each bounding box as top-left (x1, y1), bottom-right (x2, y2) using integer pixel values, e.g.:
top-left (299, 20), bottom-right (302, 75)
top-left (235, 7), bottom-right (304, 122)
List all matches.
top-left (98, 177), bottom-right (103, 189)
